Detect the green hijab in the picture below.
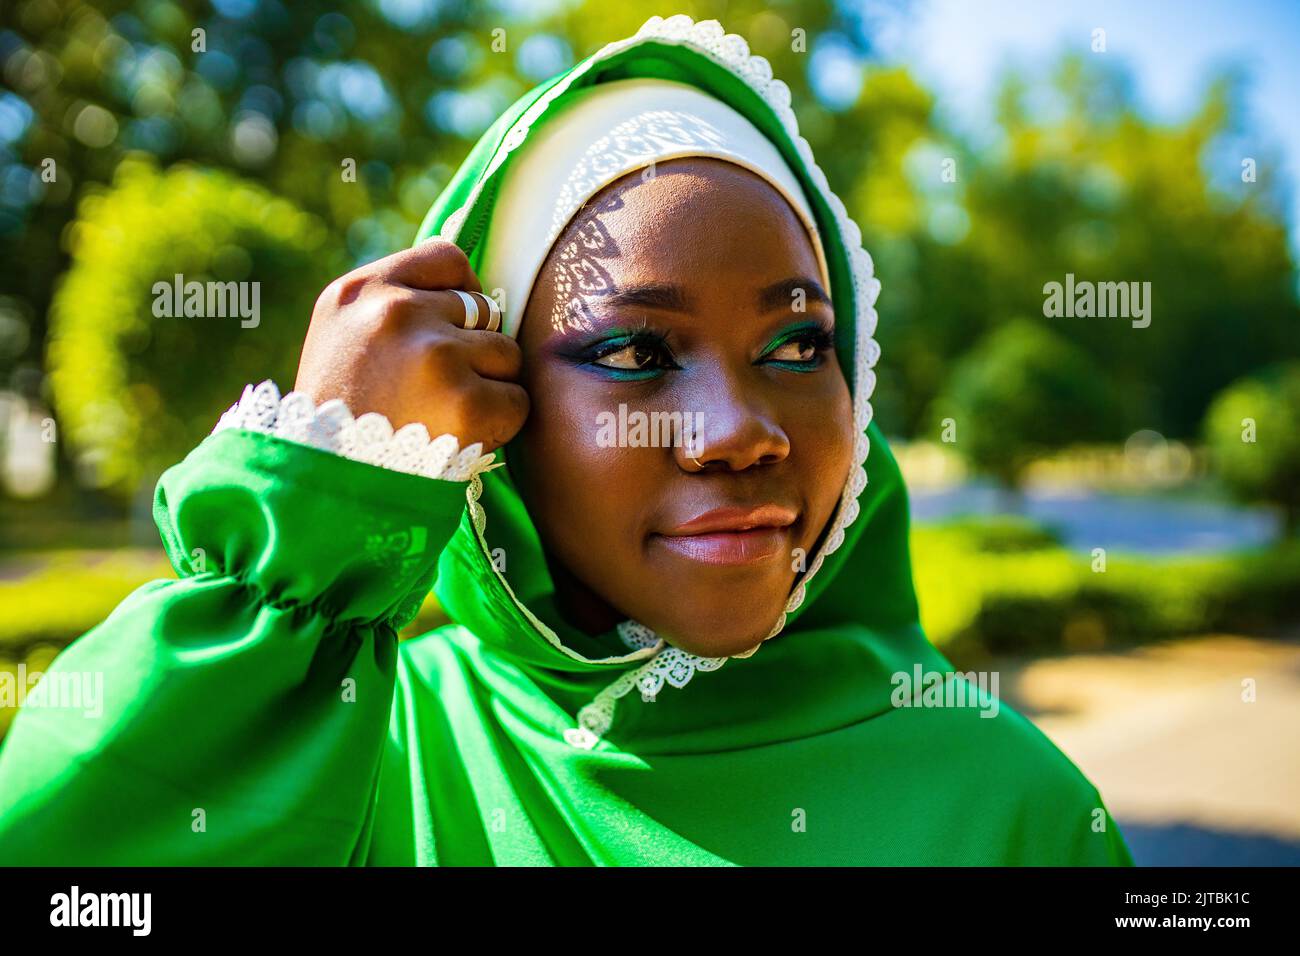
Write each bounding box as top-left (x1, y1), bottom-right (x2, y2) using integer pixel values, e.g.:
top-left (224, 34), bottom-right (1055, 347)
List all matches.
top-left (0, 15), bottom-right (1134, 866)
top-left (418, 14), bottom-right (887, 751)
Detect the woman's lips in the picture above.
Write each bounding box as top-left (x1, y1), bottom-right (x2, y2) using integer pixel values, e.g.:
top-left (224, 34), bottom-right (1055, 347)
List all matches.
top-left (653, 504), bottom-right (797, 566)
top-left (653, 526), bottom-right (791, 566)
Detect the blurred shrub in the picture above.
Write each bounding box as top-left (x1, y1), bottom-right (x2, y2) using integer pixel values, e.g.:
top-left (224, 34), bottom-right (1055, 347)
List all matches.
top-left (912, 521), bottom-right (1300, 658)
top-left (1203, 362), bottom-right (1300, 535)
top-left (46, 156), bottom-right (345, 494)
top-left (930, 319), bottom-right (1123, 488)
top-left (0, 549), bottom-right (173, 655)
top-left (926, 515), bottom-right (1064, 552)
top-left (0, 642), bottom-right (61, 740)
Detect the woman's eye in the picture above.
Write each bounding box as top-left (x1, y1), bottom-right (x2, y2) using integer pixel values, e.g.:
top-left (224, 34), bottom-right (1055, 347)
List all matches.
top-left (594, 342), bottom-right (663, 370)
top-left (765, 337), bottom-right (819, 364)
top-left (763, 329), bottom-right (832, 366)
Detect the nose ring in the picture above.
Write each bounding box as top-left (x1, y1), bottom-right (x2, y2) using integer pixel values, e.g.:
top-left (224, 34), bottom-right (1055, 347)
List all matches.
top-left (686, 437), bottom-right (703, 469)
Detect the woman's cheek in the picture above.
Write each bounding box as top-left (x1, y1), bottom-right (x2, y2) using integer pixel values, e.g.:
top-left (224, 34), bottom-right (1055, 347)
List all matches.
top-left (533, 389), bottom-right (639, 524)
top-left (790, 388), bottom-right (854, 542)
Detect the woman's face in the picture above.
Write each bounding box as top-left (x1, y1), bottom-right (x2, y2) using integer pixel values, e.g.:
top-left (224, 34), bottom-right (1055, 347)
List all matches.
top-left (508, 157), bottom-right (853, 658)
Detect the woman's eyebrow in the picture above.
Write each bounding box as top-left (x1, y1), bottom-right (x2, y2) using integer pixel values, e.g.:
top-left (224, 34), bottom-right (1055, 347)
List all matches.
top-left (757, 276), bottom-right (832, 311)
top-left (596, 283), bottom-right (691, 312)
top-left (583, 277), bottom-right (831, 316)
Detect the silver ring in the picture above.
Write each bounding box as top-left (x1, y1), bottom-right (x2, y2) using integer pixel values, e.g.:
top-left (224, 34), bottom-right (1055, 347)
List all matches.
top-left (482, 294), bottom-right (501, 333)
top-left (450, 290), bottom-right (479, 331)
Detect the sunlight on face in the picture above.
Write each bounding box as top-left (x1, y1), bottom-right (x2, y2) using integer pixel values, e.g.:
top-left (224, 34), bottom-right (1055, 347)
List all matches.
top-left (507, 158), bottom-right (854, 657)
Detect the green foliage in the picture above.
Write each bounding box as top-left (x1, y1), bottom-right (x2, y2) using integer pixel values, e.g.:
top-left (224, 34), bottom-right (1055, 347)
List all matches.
top-left (0, 644), bottom-right (60, 740)
top-left (1203, 362), bottom-right (1300, 533)
top-left (1, 0), bottom-right (493, 382)
top-left (878, 53), bottom-right (1300, 440)
top-left (46, 157), bottom-right (343, 492)
top-left (924, 515), bottom-right (1064, 552)
top-left (912, 521), bottom-right (1300, 658)
top-left (930, 318), bottom-right (1121, 486)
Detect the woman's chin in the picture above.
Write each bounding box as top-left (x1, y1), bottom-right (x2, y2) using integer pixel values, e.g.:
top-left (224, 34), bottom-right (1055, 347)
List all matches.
top-left (638, 602), bottom-right (787, 658)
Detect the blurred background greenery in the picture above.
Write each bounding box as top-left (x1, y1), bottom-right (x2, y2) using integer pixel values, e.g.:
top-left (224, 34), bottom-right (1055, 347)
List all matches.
top-left (1, 0), bottom-right (1298, 864)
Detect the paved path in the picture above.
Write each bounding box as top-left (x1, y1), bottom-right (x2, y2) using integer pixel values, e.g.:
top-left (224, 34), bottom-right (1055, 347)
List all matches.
top-left (993, 635), bottom-right (1300, 865)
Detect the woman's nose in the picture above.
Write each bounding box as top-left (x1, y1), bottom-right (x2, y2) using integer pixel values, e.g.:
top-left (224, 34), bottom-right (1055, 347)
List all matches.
top-left (673, 376), bottom-right (791, 473)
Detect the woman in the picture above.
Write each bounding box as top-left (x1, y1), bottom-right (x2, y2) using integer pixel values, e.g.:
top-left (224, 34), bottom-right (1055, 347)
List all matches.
top-left (0, 15), bottom-right (1133, 866)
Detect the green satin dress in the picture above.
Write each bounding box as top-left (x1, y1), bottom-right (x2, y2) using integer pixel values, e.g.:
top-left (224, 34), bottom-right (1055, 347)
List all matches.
top-left (0, 15), bottom-right (1133, 867)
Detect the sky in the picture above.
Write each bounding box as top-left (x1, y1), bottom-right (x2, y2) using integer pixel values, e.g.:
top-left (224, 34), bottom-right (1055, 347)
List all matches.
top-left (854, 0), bottom-right (1300, 259)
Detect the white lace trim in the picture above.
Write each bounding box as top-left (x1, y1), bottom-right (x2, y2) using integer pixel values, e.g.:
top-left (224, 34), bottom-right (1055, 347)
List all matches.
top-left (464, 474), bottom-right (664, 670)
top-left (438, 14), bottom-right (881, 750)
top-left (561, 620), bottom-right (734, 748)
top-left (212, 380), bottom-right (501, 482)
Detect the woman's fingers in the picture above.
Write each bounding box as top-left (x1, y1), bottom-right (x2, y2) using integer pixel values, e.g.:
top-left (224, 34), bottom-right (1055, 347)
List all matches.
top-left (466, 377), bottom-right (531, 450)
top-left (459, 326), bottom-right (522, 382)
top-left (394, 289), bottom-right (519, 381)
top-left (297, 242), bottom-right (524, 455)
top-left (382, 237), bottom-right (483, 294)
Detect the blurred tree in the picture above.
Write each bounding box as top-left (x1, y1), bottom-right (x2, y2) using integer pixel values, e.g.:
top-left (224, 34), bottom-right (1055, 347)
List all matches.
top-left (1204, 362), bottom-right (1300, 535)
top-left (46, 155), bottom-right (342, 492)
top-left (825, 64), bottom-right (980, 437)
top-left (930, 318), bottom-right (1122, 491)
top-left (0, 0), bottom-right (515, 398)
top-left (958, 52), bottom-right (1300, 440)
top-left (1, 0), bottom-right (569, 504)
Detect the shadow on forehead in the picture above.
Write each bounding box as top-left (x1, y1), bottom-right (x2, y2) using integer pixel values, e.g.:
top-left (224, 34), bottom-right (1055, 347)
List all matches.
top-left (544, 190), bottom-right (625, 336)
top-left (539, 158), bottom-right (817, 338)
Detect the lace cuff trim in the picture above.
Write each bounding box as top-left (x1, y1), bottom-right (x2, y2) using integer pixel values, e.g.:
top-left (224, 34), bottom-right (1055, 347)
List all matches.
top-left (212, 380), bottom-right (500, 482)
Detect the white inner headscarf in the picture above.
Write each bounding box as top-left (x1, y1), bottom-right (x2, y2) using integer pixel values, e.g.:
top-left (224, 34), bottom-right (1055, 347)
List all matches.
top-left (477, 77), bottom-right (831, 339)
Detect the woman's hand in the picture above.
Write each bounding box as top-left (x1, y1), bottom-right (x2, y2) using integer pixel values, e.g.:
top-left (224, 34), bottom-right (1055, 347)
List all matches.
top-left (295, 238), bottom-right (529, 453)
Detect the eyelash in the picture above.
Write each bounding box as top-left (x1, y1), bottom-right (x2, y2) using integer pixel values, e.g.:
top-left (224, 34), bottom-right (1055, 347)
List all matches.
top-left (760, 323), bottom-right (837, 370)
top-left (581, 322), bottom-right (836, 379)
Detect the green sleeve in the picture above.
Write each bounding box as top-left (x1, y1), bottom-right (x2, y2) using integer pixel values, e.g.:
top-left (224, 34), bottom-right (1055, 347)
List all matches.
top-left (0, 428), bottom-right (469, 865)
